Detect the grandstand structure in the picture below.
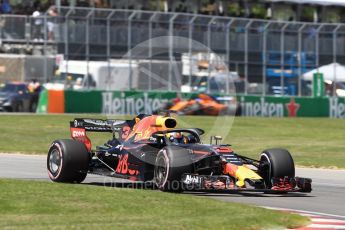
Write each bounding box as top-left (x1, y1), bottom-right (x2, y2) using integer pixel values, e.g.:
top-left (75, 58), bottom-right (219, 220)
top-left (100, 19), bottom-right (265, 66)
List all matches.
top-left (1, 2), bottom-right (345, 96)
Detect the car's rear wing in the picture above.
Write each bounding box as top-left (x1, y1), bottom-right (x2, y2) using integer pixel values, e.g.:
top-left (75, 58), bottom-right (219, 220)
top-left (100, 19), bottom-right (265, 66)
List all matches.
top-left (70, 118), bottom-right (132, 132)
top-left (70, 118), bottom-right (133, 151)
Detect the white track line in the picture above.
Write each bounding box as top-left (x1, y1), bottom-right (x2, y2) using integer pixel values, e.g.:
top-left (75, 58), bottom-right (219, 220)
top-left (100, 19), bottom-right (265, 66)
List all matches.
top-left (311, 218), bottom-right (345, 223)
top-left (307, 224), bottom-right (345, 229)
top-left (263, 207), bottom-right (345, 230)
top-left (263, 206), bottom-right (345, 219)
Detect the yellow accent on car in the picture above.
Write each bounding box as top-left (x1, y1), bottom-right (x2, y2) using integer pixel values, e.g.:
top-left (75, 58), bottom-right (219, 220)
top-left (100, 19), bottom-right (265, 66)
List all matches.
top-left (155, 116), bottom-right (177, 129)
top-left (235, 165), bottom-right (262, 187)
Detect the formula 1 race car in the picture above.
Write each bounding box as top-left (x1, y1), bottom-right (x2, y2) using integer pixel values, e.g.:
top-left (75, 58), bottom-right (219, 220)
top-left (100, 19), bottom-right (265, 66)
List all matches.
top-left (47, 113), bottom-right (311, 193)
top-left (169, 93), bottom-right (240, 116)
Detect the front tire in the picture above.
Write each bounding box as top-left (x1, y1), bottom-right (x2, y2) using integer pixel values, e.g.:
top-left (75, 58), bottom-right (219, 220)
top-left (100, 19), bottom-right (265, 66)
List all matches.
top-left (154, 146), bottom-right (193, 192)
top-left (259, 148), bottom-right (295, 188)
top-left (47, 139), bottom-right (90, 183)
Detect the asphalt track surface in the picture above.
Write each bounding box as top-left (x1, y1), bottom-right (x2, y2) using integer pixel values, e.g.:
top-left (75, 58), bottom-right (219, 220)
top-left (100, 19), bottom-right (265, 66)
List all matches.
top-left (1, 154), bottom-right (345, 219)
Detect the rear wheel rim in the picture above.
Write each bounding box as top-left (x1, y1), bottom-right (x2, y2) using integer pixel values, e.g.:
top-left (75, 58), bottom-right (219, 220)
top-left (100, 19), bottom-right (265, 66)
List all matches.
top-left (49, 148), bottom-right (61, 175)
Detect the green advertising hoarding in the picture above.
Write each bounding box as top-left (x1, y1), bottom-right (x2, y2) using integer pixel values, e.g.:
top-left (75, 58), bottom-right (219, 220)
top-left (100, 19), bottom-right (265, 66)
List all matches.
top-left (36, 89), bottom-right (48, 113)
top-left (64, 90), bottom-right (179, 114)
top-left (313, 73), bottom-right (325, 98)
top-left (38, 89), bottom-right (345, 118)
top-left (329, 97), bottom-right (345, 118)
top-left (238, 95), bottom-right (345, 118)
top-left (238, 95), bottom-right (328, 117)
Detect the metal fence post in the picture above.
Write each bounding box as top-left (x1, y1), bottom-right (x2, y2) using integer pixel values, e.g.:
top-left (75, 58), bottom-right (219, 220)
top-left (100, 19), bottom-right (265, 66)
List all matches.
top-left (25, 16), bottom-right (29, 48)
top-left (298, 23), bottom-right (307, 96)
top-left (148, 12), bottom-right (157, 91)
top-left (332, 25), bottom-right (341, 96)
top-left (64, 9), bottom-right (73, 86)
top-left (280, 23), bottom-right (289, 96)
top-left (262, 21), bottom-right (271, 96)
top-left (86, 9), bottom-right (94, 89)
top-left (188, 15), bottom-right (197, 89)
top-left (106, 11), bottom-right (115, 91)
top-left (42, 15), bottom-right (48, 83)
top-left (168, 13), bottom-right (178, 91)
top-left (244, 20), bottom-right (253, 95)
top-left (225, 19), bottom-right (234, 94)
top-left (128, 11), bottom-right (136, 90)
top-left (207, 17), bottom-right (217, 94)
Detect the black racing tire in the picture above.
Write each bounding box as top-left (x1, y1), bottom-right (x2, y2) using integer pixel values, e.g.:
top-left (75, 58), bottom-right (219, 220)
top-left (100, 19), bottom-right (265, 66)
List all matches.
top-left (259, 148), bottom-right (295, 188)
top-left (154, 146), bottom-right (193, 192)
top-left (47, 139), bottom-right (90, 183)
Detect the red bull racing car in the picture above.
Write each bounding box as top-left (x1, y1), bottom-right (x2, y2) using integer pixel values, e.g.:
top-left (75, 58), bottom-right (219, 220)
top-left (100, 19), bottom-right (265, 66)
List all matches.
top-left (47, 113), bottom-right (311, 193)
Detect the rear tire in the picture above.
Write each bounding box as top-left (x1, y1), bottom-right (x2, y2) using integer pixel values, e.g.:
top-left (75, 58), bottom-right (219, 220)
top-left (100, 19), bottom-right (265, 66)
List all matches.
top-left (47, 139), bottom-right (90, 183)
top-left (154, 146), bottom-right (193, 192)
top-left (259, 148), bottom-right (295, 188)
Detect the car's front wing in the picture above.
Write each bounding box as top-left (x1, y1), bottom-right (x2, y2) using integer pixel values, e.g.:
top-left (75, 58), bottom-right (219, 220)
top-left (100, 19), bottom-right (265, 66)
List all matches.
top-left (181, 174), bottom-right (312, 193)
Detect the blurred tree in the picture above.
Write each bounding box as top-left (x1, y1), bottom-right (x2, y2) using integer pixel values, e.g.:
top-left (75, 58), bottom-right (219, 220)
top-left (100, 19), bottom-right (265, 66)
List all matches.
top-left (251, 3), bottom-right (266, 19)
top-left (227, 2), bottom-right (242, 17)
top-left (324, 7), bottom-right (341, 23)
top-left (301, 6), bottom-right (315, 22)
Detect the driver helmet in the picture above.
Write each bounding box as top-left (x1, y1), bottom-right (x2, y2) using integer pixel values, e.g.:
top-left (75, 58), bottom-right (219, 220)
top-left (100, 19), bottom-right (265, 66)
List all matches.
top-left (167, 132), bottom-right (185, 144)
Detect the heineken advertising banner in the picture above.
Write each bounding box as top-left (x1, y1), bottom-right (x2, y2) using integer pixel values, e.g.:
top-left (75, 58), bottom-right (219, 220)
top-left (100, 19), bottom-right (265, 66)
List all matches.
top-left (239, 96), bottom-right (345, 118)
top-left (329, 97), bottom-right (345, 118)
top-left (238, 96), bottom-right (327, 117)
top-left (38, 89), bottom-right (345, 118)
top-left (64, 90), bottom-right (179, 115)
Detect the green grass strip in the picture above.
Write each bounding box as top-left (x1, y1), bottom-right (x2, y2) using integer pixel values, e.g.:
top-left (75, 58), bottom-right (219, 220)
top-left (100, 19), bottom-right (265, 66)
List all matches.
top-left (0, 114), bottom-right (344, 168)
top-left (0, 179), bottom-right (308, 230)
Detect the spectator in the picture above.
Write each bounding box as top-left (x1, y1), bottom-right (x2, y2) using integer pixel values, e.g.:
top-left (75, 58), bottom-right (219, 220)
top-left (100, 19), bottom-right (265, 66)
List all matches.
top-left (28, 79), bottom-right (41, 93)
top-left (28, 79), bottom-right (41, 112)
top-left (0, 0), bottom-right (12, 14)
top-left (46, 5), bottom-right (58, 41)
top-left (32, 6), bottom-right (43, 40)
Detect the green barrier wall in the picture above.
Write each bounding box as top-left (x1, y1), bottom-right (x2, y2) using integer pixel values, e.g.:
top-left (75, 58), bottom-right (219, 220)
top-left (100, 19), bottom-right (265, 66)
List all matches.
top-left (40, 89), bottom-right (345, 118)
top-left (36, 89), bottom-right (48, 113)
